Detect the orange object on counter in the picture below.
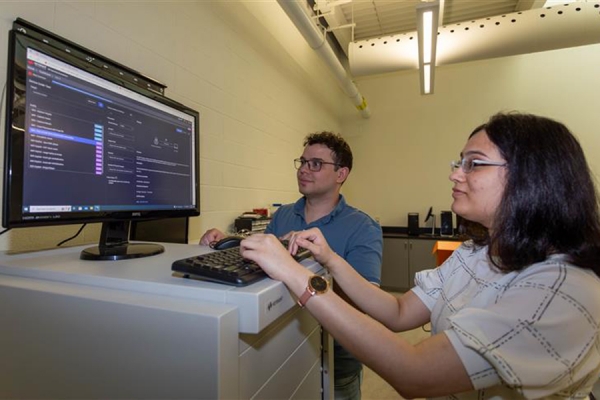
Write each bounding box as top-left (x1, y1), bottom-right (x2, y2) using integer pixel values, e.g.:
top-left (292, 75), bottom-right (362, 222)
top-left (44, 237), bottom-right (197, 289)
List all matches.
top-left (432, 241), bottom-right (462, 266)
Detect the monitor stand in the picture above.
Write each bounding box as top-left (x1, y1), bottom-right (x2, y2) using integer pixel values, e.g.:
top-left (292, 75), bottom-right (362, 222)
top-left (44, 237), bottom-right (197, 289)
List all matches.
top-left (80, 221), bottom-right (165, 261)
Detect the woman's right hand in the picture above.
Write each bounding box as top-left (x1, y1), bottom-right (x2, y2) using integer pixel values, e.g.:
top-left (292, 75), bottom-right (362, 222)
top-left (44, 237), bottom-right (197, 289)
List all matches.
top-left (240, 234), bottom-right (308, 283)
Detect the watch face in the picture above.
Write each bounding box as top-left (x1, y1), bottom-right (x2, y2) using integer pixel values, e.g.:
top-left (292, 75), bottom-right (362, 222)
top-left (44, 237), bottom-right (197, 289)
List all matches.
top-left (310, 275), bottom-right (328, 292)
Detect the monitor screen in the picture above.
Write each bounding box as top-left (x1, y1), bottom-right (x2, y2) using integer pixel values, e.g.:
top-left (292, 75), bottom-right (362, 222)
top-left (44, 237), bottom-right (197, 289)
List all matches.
top-left (3, 28), bottom-right (200, 259)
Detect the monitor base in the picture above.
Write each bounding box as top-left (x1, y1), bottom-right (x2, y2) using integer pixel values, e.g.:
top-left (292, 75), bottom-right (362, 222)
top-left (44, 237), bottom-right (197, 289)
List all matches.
top-left (80, 243), bottom-right (165, 261)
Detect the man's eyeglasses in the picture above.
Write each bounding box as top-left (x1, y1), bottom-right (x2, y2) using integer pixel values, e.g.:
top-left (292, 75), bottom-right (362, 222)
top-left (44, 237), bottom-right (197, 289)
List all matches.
top-left (450, 158), bottom-right (507, 174)
top-left (294, 158), bottom-right (340, 172)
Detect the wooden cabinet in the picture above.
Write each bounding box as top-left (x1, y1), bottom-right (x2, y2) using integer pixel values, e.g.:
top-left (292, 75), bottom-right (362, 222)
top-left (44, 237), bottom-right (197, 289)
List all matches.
top-left (381, 237), bottom-right (437, 291)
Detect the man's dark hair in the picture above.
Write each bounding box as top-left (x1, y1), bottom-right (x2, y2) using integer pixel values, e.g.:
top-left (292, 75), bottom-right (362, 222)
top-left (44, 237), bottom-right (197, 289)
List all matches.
top-left (303, 131), bottom-right (353, 171)
top-left (463, 112), bottom-right (600, 276)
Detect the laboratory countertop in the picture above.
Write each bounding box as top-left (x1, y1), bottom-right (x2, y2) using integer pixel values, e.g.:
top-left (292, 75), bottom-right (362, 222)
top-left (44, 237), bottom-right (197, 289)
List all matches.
top-left (381, 226), bottom-right (464, 241)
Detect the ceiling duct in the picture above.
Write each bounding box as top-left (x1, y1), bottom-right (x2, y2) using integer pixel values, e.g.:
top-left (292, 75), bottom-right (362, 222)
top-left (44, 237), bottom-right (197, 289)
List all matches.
top-left (277, 0), bottom-right (371, 118)
top-left (349, 2), bottom-right (600, 77)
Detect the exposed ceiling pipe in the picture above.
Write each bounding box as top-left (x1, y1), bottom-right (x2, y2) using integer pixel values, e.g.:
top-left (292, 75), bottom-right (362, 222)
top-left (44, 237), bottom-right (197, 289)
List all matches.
top-left (277, 0), bottom-right (371, 119)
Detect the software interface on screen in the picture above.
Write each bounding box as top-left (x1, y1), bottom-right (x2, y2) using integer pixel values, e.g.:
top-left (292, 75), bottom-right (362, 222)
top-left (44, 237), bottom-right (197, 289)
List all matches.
top-left (22, 48), bottom-right (196, 222)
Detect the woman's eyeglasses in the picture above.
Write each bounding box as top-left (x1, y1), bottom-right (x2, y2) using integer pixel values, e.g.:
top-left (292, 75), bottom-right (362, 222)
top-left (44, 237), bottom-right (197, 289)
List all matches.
top-left (451, 158), bottom-right (507, 174)
top-left (294, 158), bottom-right (340, 172)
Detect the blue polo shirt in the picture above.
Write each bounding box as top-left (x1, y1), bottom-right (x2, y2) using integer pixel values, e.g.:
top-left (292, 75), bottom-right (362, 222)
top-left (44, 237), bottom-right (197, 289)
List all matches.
top-left (265, 194), bottom-right (383, 380)
top-left (266, 195), bottom-right (382, 284)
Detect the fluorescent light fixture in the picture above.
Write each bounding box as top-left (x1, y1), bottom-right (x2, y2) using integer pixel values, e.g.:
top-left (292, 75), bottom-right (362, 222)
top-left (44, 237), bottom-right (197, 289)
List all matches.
top-left (423, 64), bottom-right (431, 94)
top-left (416, 1), bottom-right (439, 95)
top-left (543, 0), bottom-right (576, 6)
top-left (423, 11), bottom-right (433, 63)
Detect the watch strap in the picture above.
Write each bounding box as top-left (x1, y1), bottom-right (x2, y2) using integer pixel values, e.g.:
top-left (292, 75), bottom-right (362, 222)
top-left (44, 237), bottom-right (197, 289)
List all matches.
top-left (297, 285), bottom-right (316, 308)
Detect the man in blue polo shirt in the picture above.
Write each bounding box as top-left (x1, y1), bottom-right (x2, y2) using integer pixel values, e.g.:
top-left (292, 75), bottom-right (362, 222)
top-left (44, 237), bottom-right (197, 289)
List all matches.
top-left (200, 131), bottom-right (382, 400)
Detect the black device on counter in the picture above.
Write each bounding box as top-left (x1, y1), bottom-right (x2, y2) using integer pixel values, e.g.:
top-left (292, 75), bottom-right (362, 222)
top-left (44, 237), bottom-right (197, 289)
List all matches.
top-left (423, 207), bottom-right (436, 236)
top-left (407, 213), bottom-right (419, 236)
top-left (440, 211), bottom-right (454, 236)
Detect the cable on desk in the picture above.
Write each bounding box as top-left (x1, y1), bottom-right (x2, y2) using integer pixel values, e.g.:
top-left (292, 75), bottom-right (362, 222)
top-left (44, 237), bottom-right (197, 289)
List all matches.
top-left (56, 224), bottom-right (87, 247)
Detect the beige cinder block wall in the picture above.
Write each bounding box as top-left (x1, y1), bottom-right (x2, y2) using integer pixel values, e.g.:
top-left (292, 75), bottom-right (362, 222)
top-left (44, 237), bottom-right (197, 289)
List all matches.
top-left (341, 44), bottom-right (600, 228)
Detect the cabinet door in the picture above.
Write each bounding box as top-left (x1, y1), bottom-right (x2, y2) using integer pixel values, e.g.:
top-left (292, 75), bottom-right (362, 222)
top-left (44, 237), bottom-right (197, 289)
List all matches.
top-left (381, 238), bottom-right (409, 291)
top-left (408, 239), bottom-right (437, 288)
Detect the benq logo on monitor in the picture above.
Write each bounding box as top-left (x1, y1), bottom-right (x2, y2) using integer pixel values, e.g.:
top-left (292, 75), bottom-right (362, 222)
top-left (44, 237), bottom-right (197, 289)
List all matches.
top-left (132, 212), bottom-right (141, 217)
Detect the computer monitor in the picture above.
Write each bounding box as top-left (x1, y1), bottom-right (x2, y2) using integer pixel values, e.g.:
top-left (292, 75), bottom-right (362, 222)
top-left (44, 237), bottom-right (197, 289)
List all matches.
top-left (3, 25), bottom-right (200, 260)
top-left (130, 218), bottom-right (189, 244)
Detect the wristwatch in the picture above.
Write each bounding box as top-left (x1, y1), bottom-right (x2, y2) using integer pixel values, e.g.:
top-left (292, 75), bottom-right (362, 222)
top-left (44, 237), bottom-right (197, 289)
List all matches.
top-left (297, 275), bottom-right (329, 308)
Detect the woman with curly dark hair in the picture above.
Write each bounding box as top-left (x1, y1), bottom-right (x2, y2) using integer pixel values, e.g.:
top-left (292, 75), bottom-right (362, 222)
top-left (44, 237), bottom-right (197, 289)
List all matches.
top-left (242, 112), bottom-right (600, 399)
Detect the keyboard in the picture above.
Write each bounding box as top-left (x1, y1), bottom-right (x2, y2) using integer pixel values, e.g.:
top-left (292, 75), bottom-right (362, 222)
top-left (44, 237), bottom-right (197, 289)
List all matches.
top-left (172, 241), bottom-right (312, 286)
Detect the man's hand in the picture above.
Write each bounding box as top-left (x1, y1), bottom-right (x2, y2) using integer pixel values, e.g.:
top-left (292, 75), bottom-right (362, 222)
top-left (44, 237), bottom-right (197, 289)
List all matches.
top-left (199, 228), bottom-right (226, 246)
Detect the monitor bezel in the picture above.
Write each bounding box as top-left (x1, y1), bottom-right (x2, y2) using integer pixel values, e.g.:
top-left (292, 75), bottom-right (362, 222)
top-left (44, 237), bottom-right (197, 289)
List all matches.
top-left (2, 29), bottom-right (200, 229)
